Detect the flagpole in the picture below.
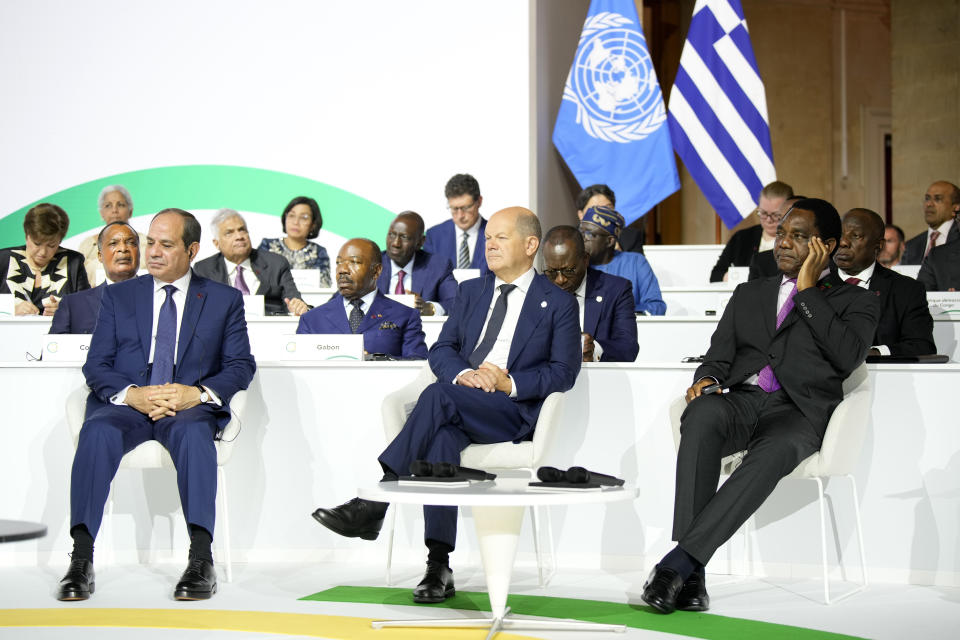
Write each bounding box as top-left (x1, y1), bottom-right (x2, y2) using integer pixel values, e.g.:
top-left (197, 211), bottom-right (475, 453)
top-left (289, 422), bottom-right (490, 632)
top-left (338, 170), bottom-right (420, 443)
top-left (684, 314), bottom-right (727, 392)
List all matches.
top-left (715, 214), bottom-right (721, 244)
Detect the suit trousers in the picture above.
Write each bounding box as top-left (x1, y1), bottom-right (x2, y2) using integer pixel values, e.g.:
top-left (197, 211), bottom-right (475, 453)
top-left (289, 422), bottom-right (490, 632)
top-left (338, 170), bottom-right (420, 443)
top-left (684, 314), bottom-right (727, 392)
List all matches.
top-left (378, 382), bottom-right (529, 548)
top-left (70, 402), bottom-right (219, 538)
top-left (672, 385), bottom-right (823, 565)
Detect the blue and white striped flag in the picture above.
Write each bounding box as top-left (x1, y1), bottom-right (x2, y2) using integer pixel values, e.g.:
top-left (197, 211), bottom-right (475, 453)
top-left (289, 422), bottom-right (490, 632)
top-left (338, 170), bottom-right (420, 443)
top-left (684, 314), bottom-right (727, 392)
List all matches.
top-left (553, 0), bottom-right (680, 225)
top-left (668, 0), bottom-right (775, 229)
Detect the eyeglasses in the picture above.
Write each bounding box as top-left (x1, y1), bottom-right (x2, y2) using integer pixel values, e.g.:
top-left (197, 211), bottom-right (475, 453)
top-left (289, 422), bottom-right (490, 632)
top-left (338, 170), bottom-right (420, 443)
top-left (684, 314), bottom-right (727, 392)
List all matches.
top-left (578, 226), bottom-right (609, 239)
top-left (447, 201), bottom-right (477, 214)
top-left (757, 209), bottom-right (782, 222)
top-left (543, 267), bottom-right (580, 279)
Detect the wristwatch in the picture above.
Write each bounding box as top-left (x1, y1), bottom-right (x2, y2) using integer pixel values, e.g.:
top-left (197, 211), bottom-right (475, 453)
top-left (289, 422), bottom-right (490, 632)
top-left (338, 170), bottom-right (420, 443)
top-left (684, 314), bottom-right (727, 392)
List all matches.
top-left (195, 385), bottom-right (210, 403)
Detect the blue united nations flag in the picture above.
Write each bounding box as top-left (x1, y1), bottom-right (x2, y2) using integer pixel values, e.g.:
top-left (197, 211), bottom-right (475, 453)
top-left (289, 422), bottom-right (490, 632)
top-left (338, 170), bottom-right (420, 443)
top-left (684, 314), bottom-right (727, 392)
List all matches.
top-left (553, 0), bottom-right (680, 225)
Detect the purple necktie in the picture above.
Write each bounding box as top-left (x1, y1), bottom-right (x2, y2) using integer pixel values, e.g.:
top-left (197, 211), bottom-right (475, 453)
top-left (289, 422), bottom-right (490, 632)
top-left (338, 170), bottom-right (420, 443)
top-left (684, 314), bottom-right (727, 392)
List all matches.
top-left (234, 265), bottom-right (250, 295)
top-left (757, 279), bottom-right (797, 392)
top-left (395, 269), bottom-right (406, 295)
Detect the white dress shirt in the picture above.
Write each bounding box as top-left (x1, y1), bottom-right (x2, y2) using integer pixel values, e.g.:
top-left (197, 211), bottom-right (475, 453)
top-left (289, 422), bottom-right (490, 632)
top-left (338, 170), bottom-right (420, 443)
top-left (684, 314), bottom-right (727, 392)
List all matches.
top-left (925, 218), bottom-right (955, 251)
top-left (573, 277), bottom-right (602, 361)
top-left (224, 256), bottom-right (261, 295)
top-left (457, 267), bottom-right (537, 397)
top-left (391, 258), bottom-right (445, 315)
top-left (341, 288), bottom-right (377, 322)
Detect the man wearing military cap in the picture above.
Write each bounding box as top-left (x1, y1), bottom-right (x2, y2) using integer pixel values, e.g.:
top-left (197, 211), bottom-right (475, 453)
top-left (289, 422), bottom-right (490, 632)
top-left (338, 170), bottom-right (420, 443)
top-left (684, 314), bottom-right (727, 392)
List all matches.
top-left (579, 205), bottom-right (665, 315)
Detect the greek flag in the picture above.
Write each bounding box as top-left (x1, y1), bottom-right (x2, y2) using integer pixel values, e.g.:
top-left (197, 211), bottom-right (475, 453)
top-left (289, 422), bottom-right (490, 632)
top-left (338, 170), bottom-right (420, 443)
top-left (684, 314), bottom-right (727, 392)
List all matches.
top-left (668, 0), bottom-right (775, 229)
top-left (552, 0), bottom-right (679, 225)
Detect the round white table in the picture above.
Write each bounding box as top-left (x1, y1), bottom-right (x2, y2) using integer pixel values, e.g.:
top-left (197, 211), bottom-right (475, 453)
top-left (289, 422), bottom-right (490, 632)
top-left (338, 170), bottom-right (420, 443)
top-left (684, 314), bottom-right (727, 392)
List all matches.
top-left (359, 477), bottom-right (638, 639)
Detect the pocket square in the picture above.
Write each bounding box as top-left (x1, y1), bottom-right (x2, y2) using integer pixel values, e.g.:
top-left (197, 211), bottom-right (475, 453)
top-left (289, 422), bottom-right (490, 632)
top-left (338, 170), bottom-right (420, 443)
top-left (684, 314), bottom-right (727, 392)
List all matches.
top-left (379, 321), bottom-right (399, 330)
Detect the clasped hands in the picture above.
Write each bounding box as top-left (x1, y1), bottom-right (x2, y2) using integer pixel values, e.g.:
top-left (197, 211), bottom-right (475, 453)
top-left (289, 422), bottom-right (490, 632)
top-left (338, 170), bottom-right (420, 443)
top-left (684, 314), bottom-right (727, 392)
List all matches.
top-left (126, 383), bottom-right (203, 421)
top-left (456, 362), bottom-right (511, 394)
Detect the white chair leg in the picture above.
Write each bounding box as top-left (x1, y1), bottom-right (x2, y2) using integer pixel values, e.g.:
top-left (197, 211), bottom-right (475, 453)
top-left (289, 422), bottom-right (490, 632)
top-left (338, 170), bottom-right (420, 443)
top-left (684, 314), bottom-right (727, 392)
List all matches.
top-left (742, 515), bottom-right (752, 576)
top-left (846, 474), bottom-right (868, 591)
top-left (542, 505), bottom-right (557, 586)
top-left (385, 503), bottom-right (398, 586)
top-left (217, 466), bottom-right (232, 583)
top-left (814, 477), bottom-right (831, 604)
top-left (529, 505), bottom-right (543, 586)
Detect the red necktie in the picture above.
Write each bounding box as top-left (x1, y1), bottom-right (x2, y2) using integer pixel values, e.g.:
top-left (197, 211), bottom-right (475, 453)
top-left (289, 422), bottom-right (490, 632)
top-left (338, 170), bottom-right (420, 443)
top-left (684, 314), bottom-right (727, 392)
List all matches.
top-left (395, 269), bottom-right (406, 295)
top-left (845, 277), bottom-right (861, 286)
top-left (925, 230), bottom-right (941, 258)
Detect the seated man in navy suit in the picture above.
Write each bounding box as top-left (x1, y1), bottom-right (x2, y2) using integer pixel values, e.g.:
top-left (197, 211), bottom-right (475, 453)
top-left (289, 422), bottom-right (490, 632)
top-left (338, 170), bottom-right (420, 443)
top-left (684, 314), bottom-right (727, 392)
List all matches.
top-left (377, 211), bottom-right (457, 315)
top-left (59, 209), bottom-right (256, 602)
top-left (50, 221), bottom-right (140, 334)
top-left (297, 238), bottom-right (427, 359)
top-left (312, 207), bottom-right (581, 603)
top-left (834, 208), bottom-right (935, 356)
top-left (422, 173), bottom-right (489, 275)
top-left (193, 209), bottom-right (309, 316)
top-left (542, 225), bottom-right (639, 362)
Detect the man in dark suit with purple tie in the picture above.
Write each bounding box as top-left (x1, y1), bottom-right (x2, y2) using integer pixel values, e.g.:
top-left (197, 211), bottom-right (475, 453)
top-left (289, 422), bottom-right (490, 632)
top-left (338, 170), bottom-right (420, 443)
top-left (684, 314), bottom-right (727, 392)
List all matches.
top-left (541, 225), bottom-right (638, 362)
top-left (376, 211), bottom-right (458, 315)
top-left (311, 208), bottom-right (581, 603)
top-left (642, 199), bottom-right (880, 614)
top-left (50, 221), bottom-right (141, 334)
top-left (58, 209), bottom-right (256, 602)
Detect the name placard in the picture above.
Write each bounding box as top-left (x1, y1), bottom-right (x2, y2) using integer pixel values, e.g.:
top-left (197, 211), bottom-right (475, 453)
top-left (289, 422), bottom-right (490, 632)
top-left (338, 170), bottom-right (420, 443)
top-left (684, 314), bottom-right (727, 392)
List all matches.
top-left (271, 334), bottom-right (364, 361)
top-left (0, 294), bottom-right (15, 317)
top-left (291, 268), bottom-right (320, 290)
top-left (243, 294), bottom-right (265, 317)
top-left (726, 266), bottom-right (750, 284)
top-left (42, 334), bottom-right (93, 362)
top-left (926, 291), bottom-right (960, 315)
top-left (452, 268), bottom-right (481, 283)
top-left (386, 293), bottom-right (417, 309)
top-left (892, 264), bottom-right (921, 279)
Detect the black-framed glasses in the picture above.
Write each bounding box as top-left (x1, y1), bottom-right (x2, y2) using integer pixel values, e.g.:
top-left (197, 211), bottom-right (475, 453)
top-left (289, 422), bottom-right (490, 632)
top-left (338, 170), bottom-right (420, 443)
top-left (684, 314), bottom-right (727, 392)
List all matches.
top-left (543, 267), bottom-right (580, 279)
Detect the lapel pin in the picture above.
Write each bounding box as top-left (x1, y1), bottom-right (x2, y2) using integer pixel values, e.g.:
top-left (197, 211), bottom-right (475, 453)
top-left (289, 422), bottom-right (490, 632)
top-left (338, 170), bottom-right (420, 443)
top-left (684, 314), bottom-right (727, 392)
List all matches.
top-left (596, 296), bottom-right (603, 302)
top-left (540, 300), bottom-right (547, 308)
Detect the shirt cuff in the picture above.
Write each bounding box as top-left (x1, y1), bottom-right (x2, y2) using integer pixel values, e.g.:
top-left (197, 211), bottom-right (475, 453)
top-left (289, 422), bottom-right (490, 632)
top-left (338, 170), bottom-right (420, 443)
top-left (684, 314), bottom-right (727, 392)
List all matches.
top-left (111, 385), bottom-right (136, 405)
top-left (455, 368), bottom-right (472, 384)
top-left (202, 384), bottom-right (223, 406)
top-left (508, 375), bottom-right (517, 398)
top-left (592, 341), bottom-right (604, 362)
top-left (872, 345), bottom-right (891, 356)
top-left (429, 301), bottom-right (446, 316)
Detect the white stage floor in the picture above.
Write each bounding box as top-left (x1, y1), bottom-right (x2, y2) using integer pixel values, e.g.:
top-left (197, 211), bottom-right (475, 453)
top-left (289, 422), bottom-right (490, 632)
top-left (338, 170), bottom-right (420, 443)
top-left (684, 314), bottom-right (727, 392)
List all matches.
top-left (0, 560), bottom-right (957, 639)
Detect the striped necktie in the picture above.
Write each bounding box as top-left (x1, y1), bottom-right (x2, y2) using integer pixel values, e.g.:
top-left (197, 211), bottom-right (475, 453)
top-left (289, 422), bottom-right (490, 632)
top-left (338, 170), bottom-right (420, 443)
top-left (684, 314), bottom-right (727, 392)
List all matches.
top-left (457, 232), bottom-right (470, 269)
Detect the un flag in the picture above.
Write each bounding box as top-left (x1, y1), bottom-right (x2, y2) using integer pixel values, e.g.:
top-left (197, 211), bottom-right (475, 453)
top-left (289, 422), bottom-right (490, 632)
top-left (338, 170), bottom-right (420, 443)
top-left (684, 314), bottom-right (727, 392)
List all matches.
top-left (553, 0), bottom-right (680, 225)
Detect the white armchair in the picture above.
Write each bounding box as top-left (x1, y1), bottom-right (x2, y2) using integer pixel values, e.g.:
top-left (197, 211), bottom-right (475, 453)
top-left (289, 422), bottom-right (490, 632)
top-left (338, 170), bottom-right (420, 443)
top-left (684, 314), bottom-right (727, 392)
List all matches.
top-left (380, 363), bottom-right (565, 586)
top-left (669, 363), bottom-right (871, 604)
top-left (65, 385), bottom-right (248, 582)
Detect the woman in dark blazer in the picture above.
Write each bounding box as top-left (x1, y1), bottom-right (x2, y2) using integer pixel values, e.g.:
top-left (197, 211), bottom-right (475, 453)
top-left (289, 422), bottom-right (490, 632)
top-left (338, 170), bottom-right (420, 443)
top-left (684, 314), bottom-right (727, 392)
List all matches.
top-left (0, 203), bottom-right (89, 316)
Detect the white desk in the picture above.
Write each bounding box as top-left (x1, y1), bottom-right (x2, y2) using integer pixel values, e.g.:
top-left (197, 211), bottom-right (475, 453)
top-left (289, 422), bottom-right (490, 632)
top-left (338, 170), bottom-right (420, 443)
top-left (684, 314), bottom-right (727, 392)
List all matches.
top-left (361, 479), bottom-right (637, 637)
top-left (643, 244), bottom-right (723, 287)
top-left (661, 285), bottom-right (734, 316)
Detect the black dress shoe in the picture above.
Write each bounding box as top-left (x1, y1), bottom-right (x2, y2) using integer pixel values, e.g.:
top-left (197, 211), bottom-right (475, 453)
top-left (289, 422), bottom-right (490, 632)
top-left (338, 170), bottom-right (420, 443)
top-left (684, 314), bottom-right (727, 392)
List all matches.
top-left (57, 558), bottom-right (95, 601)
top-left (174, 558), bottom-right (217, 600)
top-left (641, 565), bottom-right (685, 614)
top-left (676, 572), bottom-right (710, 611)
top-left (312, 497), bottom-right (387, 541)
top-left (413, 561), bottom-right (455, 603)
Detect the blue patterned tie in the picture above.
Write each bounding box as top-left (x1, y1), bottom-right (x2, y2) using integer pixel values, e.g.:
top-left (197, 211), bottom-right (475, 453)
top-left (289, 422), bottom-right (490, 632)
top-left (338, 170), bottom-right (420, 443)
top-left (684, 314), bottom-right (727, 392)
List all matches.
top-left (149, 285), bottom-right (178, 385)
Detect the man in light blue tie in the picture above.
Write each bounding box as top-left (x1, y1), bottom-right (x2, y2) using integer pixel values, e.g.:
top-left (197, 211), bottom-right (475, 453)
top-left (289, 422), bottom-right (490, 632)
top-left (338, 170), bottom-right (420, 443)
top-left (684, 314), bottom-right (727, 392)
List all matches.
top-left (59, 209), bottom-right (256, 602)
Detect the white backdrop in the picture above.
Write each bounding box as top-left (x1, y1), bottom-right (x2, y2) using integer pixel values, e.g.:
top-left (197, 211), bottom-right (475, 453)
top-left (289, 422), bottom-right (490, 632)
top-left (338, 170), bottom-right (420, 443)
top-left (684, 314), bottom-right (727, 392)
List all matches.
top-left (0, 0), bottom-right (533, 248)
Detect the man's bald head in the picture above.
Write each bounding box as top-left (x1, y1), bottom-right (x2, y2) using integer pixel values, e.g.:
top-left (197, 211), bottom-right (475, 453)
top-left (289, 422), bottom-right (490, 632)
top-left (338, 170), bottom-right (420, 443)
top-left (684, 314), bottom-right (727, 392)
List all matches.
top-left (542, 225), bottom-right (588, 293)
top-left (485, 207), bottom-right (542, 282)
top-left (834, 207), bottom-right (885, 275)
top-left (386, 211), bottom-right (425, 266)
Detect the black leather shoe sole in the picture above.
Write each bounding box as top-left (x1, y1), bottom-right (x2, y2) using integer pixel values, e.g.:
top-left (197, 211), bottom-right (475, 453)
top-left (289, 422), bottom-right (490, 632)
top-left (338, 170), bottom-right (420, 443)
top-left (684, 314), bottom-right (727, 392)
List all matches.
top-left (677, 597), bottom-right (709, 612)
top-left (641, 591), bottom-right (677, 614)
top-left (57, 583), bottom-right (94, 601)
top-left (174, 583), bottom-right (217, 601)
top-left (413, 583), bottom-right (455, 604)
top-left (311, 509), bottom-right (381, 541)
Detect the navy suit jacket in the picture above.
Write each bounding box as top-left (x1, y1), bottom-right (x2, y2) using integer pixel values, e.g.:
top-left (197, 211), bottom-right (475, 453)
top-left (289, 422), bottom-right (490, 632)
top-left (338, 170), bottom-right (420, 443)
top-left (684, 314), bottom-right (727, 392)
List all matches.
top-left (583, 269), bottom-right (639, 362)
top-left (868, 264), bottom-right (936, 356)
top-left (422, 218), bottom-right (489, 274)
top-left (193, 249), bottom-right (302, 315)
top-left (429, 272), bottom-right (581, 433)
top-left (50, 283), bottom-right (106, 334)
top-left (82, 272), bottom-right (257, 429)
top-left (376, 250), bottom-right (458, 312)
top-left (296, 291), bottom-right (428, 359)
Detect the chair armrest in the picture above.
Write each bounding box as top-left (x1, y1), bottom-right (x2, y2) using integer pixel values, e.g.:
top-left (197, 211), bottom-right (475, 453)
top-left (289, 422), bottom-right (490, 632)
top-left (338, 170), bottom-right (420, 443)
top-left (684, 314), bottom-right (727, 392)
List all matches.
top-left (531, 392), bottom-right (565, 466)
top-left (220, 389), bottom-right (247, 442)
top-left (381, 363), bottom-right (436, 442)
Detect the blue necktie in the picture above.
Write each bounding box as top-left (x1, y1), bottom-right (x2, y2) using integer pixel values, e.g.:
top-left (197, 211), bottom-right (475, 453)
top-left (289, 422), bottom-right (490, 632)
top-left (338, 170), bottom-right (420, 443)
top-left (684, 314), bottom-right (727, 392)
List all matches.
top-left (149, 284), bottom-right (178, 385)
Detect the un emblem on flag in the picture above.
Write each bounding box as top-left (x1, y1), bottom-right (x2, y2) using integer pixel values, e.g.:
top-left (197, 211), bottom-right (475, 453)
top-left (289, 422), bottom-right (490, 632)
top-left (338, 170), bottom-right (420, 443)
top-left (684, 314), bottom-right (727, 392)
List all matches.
top-left (563, 11), bottom-right (667, 143)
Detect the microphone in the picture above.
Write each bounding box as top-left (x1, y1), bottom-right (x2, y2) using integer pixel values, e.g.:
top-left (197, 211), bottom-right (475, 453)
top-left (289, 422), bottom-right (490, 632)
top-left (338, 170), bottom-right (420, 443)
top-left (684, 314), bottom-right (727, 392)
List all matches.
top-left (566, 466), bottom-right (625, 486)
top-left (410, 460), bottom-right (495, 480)
top-left (536, 466), bottom-right (566, 483)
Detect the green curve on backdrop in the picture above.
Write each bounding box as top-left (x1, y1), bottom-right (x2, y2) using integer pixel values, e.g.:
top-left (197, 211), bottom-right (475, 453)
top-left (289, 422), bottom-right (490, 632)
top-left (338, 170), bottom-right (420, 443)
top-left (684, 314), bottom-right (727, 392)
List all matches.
top-left (0, 165), bottom-right (394, 247)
